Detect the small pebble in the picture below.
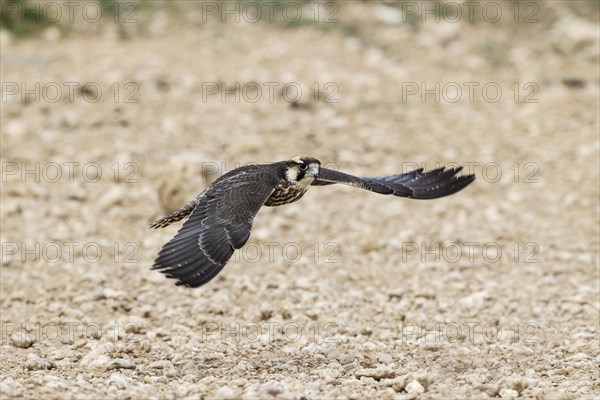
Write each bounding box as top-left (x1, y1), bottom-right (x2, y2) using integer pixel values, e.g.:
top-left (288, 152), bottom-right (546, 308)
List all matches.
top-left (24, 354), bottom-right (55, 370)
top-left (500, 388), bottom-right (519, 399)
top-left (355, 368), bottom-right (395, 381)
top-left (382, 376), bottom-right (409, 392)
top-left (106, 358), bottom-right (136, 370)
top-left (214, 385), bottom-right (241, 400)
top-left (405, 380), bottom-right (425, 394)
top-left (11, 333), bottom-right (34, 349)
top-left (107, 371), bottom-right (129, 390)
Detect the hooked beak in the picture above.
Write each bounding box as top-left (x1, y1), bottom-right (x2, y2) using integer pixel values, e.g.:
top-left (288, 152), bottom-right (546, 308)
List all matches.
top-left (309, 166), bottom-right (319, 178)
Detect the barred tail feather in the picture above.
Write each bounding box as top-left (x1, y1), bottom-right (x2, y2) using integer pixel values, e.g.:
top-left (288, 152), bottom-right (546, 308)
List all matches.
top-left (150, 199), bottom-right (199, 229)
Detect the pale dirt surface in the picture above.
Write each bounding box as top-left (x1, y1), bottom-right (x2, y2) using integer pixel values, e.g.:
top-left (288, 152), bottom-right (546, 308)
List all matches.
top-left (1, 1), bottom-right (599, 399)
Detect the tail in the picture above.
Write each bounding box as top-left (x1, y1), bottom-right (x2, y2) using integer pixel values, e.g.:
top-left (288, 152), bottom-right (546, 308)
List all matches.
top-left (150, 199), bottom-right (199, 229)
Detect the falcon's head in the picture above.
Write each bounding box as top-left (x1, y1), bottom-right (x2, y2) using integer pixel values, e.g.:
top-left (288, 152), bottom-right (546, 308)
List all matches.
top-left (285, 156), bottom-right (321, 188)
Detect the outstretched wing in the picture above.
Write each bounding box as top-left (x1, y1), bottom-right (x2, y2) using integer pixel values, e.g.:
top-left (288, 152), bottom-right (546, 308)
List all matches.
top-left (152, 173), bottom-right (276, 288)
top-left (312, 166), bottom-right (474, 199)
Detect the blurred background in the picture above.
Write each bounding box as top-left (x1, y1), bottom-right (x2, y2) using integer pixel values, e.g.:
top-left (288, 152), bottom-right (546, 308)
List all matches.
top-left (1, 1), bottom-right (599, 398)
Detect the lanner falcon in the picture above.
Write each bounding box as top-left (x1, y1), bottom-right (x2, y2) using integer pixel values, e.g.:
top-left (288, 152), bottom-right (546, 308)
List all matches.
top-left (151, 157), bottom-right (475, 288)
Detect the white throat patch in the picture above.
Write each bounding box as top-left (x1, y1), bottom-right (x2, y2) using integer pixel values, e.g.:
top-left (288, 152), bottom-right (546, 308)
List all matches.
top-left (285, 167), bottom-right (298, 183)
top-left (285, 166), bottom-right (316, 189)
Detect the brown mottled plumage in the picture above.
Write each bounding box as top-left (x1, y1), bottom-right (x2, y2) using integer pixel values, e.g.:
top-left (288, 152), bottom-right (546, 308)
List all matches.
top-left (151, 156), bottom-right (475, 288)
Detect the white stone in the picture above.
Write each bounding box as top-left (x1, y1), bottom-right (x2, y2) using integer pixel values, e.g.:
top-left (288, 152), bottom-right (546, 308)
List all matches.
top-left (499, 388), bottom-right (519, 399)
top-left (214, 385), bottom-right (240, 400)
top-left (405, 380), bottom-right (425, 394)
top-left (24, 354), bottom-right (55, 370)
top-left (10, 333), bottom-right (34, 348)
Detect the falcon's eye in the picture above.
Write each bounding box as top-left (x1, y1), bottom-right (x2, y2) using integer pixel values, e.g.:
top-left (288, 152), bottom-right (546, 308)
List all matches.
top-left (298, 163), bottom-right (308, 171)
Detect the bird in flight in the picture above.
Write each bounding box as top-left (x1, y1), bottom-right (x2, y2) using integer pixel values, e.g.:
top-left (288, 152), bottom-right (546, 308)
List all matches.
top-left (151, 156), bottom-right (475, 288)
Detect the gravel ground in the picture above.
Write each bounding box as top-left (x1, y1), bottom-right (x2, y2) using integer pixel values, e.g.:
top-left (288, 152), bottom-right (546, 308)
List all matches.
top-left (1, 1), bottom-right (599, 399)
